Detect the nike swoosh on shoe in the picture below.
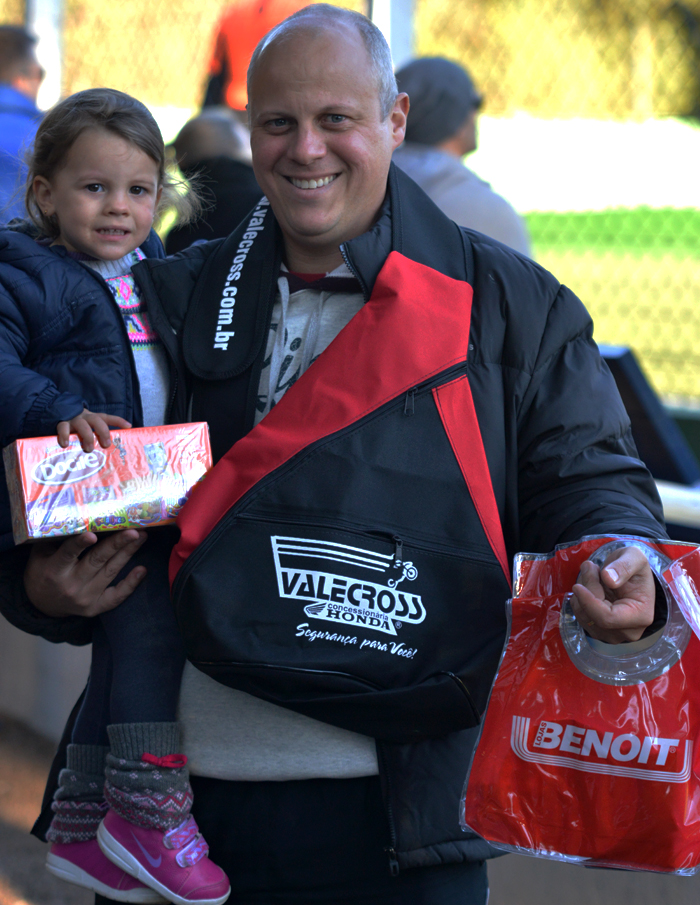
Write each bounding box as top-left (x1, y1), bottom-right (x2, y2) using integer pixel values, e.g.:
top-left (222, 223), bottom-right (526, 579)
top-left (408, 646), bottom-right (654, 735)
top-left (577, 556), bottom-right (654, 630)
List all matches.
top-left (131, 831), bottom-right (163, 869)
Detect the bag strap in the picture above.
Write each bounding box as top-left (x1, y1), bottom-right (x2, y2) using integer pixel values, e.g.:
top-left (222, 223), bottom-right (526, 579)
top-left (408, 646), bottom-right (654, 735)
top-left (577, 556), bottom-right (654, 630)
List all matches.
top-left (182, 197), bottom-right (280, 380)
top-left (433, 376), bottom-right (511, 586)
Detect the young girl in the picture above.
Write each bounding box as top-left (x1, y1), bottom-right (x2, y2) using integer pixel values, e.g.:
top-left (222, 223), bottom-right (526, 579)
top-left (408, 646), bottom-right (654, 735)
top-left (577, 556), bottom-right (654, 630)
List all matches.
top-left (0, 88), bottom-right (230, 905)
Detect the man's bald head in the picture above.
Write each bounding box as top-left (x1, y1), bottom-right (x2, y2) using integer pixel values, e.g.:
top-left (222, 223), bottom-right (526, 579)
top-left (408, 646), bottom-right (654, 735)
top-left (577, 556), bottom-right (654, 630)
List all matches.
top-left (245, 4), bottom-right (408, 272)
top-left (247, 4), bottom-right (398, 120)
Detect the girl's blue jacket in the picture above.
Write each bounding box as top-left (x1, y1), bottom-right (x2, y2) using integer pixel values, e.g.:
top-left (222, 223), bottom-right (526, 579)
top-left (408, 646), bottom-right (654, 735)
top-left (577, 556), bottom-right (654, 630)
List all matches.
top-left (0, 223), bottom-right (165, 550)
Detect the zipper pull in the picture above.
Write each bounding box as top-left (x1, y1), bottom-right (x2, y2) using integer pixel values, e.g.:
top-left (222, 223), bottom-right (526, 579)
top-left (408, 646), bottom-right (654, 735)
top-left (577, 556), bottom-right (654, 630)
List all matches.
top-left (393, 536), bottom-right (403, 567)
top-left (404, 388), bottom-right (415, 415)
top-left (385, 847), bottom-right (400, 876)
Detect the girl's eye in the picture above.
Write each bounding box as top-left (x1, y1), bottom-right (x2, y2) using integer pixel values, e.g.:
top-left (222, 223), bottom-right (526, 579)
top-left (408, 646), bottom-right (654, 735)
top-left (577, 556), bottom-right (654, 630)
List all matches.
top-left (85, 184), bottom-right (103, 193)
top-left (130, 186), bottom-right (146, 195)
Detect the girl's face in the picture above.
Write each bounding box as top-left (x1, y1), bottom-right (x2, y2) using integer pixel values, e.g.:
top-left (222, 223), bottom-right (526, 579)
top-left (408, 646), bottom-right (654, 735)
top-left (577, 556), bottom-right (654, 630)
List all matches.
top-left (33, 127), bottom-right (162, 261)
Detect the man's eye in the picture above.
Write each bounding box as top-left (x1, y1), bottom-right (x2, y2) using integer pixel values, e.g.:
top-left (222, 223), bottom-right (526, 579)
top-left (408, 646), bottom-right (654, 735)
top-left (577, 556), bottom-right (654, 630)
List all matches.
top-left (327, 114), bottom-right (346, 124)
top-left (267, 118), bottom-right (288, 129)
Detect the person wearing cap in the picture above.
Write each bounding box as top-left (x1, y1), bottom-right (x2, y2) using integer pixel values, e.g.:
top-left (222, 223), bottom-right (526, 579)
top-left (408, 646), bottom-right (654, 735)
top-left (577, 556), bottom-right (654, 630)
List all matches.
top-left (393, 56), bottom-right (531, 256)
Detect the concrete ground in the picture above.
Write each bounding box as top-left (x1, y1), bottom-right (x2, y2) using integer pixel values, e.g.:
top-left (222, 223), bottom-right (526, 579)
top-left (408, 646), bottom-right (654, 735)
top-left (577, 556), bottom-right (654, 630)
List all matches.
top-left (3, 713), bottom-right (700, 905)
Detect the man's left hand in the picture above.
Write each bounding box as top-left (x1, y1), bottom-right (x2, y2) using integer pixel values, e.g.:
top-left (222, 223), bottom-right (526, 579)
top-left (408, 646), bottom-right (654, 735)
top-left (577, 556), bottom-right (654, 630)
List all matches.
top-left (571, 545), bottom-right (656, 644)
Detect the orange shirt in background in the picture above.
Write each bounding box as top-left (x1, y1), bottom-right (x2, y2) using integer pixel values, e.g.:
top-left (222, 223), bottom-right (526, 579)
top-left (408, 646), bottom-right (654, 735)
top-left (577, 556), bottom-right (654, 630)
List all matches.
top-left (208, 0), bottom-right (315, 110)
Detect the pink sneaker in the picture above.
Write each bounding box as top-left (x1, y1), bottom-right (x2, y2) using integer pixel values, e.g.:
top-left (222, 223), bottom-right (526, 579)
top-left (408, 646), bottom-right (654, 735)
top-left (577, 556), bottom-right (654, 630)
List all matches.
top-left (46, 839), bottom-right (168, 903)
top-left (97, 810), bottom-right (230, 905)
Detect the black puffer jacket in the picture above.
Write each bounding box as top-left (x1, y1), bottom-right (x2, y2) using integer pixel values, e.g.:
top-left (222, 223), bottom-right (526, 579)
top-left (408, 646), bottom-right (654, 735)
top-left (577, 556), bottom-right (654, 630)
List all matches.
top-left (0, 224), bottom-right (165, 551)
top-left (141, 163), bottom-right (668, 869)
top-left (3, 166), bottom-right (665, 868)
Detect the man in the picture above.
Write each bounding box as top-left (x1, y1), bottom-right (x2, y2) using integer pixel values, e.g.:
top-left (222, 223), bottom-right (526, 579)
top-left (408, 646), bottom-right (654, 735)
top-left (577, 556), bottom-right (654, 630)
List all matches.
top-left (165, 107), bottom-right (262, 254)
top-left (3, 5), bottom-right (665, 904)
top-left (393, 56), bottom-right (532, 256)
top-left (0, 26), bottom-right (43, 223)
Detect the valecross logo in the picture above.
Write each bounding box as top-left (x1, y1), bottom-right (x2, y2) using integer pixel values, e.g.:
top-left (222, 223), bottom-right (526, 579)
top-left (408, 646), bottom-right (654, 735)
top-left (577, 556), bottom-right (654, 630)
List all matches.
top-left (271, 535), bottom-right (425, 636)
top-left (33, 449), bottom-right (106, 486)
top-left (511, 716), bottom-right (692, 782)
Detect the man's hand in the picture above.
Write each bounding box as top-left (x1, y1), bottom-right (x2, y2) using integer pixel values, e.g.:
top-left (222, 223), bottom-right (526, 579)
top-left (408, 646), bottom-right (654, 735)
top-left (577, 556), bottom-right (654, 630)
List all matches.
top-left (57, 409), bottom-right (131, 453)
top-left (24, 530), bottom-right (148, 619)
top-left (570, 545), bottom-right (657, 644)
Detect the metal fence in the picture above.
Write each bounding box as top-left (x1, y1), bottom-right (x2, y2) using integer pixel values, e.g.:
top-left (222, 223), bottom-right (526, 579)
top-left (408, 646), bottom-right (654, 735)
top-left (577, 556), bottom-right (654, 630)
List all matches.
top-left (415, 0), bottom-right (700, 405)
top-left (2, 0), bottom-right (700, 402)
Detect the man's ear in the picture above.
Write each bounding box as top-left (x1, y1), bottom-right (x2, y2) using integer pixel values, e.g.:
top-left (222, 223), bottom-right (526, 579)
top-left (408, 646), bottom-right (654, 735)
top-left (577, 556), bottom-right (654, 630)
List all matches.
top-left (390, 92), bottom-right (410, 149)
top-left (32, 176), bottom-right (54, 215)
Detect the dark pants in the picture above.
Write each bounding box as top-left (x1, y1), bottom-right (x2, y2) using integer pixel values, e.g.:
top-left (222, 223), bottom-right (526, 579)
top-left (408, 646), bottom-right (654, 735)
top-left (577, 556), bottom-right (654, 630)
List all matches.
top-left (96, 774), bottom-right (488, 904)
top-left (72, 529), bottom-right (185, 744)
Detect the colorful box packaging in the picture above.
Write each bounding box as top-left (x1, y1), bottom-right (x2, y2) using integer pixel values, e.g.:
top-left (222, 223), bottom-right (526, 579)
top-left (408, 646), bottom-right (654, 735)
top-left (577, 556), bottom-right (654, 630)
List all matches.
top-left (3, 423), bottom-right (212, 544)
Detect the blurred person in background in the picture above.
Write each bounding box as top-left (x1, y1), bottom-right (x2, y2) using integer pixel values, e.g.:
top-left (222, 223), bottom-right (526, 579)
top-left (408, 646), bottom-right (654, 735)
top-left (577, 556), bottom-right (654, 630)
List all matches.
top-left (0, 25), bottom-right (43, 223)
top-left (202, 0), bottom-right (313, 113)
top-left (393, 56), bottom-right (532, 257)
top-left (165, 106), bottom-right (261, 254)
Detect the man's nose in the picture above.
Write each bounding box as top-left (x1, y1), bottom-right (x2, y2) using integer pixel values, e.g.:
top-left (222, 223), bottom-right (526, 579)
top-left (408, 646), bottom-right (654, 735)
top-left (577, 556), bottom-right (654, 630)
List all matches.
top-left (289, 125), bottom-right (326, 163)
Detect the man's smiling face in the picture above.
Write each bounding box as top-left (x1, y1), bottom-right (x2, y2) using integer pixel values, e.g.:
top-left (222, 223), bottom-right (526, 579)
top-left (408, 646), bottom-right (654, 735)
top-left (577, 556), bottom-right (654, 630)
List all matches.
top-left (248, 21), bottom-right (408, 271)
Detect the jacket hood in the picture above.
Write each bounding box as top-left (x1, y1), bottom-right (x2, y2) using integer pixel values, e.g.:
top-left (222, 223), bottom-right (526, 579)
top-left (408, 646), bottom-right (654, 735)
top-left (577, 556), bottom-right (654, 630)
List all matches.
top-left (341, 162), bottom-right (475, 297)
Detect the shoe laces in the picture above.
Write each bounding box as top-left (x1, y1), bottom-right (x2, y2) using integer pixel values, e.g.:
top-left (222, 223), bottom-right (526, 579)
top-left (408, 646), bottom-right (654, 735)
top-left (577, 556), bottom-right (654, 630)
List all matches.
top-left (164, 815), bottom-right (210, 868)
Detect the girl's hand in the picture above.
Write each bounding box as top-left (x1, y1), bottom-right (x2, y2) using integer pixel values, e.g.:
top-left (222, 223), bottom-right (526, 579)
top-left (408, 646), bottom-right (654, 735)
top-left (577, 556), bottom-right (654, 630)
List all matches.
top-left (57, 408), bottom-right (131, 453)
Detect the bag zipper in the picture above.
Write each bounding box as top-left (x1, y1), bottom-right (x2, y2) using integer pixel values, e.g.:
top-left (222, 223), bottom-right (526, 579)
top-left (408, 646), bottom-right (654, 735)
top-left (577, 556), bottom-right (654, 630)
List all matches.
top-left (377, 741), bottom-right (400, 876)
top-left (192, 658), bottom-right (383, 689)
top-left (172, 360), bottom-right (469, 601)
top-left (232, 512), bottom-right (500, 568)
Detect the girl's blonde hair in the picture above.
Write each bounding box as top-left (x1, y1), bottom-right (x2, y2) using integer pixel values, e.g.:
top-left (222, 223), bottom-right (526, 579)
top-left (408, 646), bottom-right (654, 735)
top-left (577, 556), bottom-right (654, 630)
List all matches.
top-left (26, 87), bottom-right (200, 237)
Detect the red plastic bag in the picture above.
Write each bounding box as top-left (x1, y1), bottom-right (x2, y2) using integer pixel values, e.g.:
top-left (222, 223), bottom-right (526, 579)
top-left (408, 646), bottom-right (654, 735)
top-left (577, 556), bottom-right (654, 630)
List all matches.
top-left (462, 535), bottom-right (700, 874)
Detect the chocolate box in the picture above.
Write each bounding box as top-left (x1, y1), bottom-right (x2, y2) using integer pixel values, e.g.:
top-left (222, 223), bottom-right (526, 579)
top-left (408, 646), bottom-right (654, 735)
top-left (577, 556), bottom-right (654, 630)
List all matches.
top-left (3, 423), bottom-right (212, 544)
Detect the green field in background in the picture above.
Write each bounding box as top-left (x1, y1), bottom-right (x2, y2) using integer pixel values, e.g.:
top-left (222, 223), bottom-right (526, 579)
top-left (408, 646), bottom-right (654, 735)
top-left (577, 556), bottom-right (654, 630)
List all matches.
top-left (526, 207), bottom-right (700, 257)
top-left (527, 210), bottom-right (700, 400)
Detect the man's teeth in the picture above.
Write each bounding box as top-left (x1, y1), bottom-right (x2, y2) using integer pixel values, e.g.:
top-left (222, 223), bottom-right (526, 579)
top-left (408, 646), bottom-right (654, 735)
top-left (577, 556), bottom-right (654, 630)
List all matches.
top-left (290, 175), bottom-right (337, 189)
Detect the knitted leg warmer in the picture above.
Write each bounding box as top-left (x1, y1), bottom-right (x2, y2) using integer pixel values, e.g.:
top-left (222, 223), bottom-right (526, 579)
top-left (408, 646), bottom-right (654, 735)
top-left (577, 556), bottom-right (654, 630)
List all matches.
top-left (46, 744), bottom-right (109, 844)
top-left (103, 722), bottom-right (193, 832)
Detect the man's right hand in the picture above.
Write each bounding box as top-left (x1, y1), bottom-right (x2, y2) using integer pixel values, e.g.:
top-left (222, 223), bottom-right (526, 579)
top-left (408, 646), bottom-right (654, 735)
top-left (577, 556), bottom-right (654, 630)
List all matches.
top-left (24, 529), bottom-right (148, 618)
